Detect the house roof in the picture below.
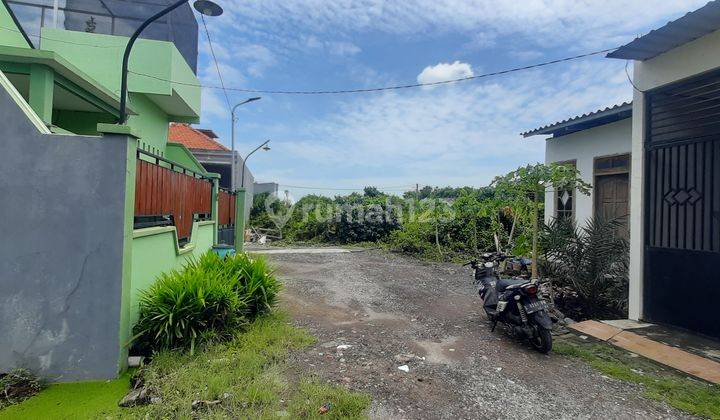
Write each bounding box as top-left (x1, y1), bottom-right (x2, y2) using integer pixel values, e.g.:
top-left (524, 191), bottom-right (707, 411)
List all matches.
top-left (522, 102), bottom-right (632, 138)
top-left (168, 123), bottom-right (228, 151)
top-left (607, 1), bottom-right (720, 61)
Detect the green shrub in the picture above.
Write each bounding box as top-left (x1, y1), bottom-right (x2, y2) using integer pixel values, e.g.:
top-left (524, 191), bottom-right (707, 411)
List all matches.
top-left (540, 216), bottom-right (629, 319)
top-left (132, 251), bottom-right (281, 354)
top-left (214, 253), bottom-right (282, 317)
top-left (132, 267), bottom-right (245, 354)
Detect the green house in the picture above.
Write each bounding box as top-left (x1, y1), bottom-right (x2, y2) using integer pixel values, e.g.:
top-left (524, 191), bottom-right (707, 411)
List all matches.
top-left (0, 0), bottom-right (243, 381)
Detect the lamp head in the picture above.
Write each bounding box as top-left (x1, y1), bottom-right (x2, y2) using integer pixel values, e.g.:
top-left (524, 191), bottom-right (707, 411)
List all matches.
top-left (262, 145), bottom-right (271, 151)
top-left (193, 0), bottom-right (223, 16)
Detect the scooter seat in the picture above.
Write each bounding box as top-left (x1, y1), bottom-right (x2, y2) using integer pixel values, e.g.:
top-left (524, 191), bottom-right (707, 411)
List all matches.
top-left (496, 278), bottom-right (529, 292)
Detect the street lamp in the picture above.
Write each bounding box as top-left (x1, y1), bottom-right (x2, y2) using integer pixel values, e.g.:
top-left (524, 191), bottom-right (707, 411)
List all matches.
top-left (231, 97), bottom-right (261, 190)
top-left (117, 0), bottom-right (223, 124)
top-left (241, 140), bottom-right (270, 189)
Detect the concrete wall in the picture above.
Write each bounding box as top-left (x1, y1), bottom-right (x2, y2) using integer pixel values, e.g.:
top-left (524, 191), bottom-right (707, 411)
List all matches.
top-left (254, 182), bottom-right (279, 196)
top-left (129, 221), bottom-right (215, 327)
top-left (628, 28), bottom-right (720, 321)
top-left (544, 118), bottom-right (632, 227)
top-left (0, 82), bottom-right (130, 381)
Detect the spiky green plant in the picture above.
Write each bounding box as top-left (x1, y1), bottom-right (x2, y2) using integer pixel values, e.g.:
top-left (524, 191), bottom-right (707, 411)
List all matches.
top-left (132, 267), bottom-right (246, 354)
top-left (540, 216), bottom-right (629, 319)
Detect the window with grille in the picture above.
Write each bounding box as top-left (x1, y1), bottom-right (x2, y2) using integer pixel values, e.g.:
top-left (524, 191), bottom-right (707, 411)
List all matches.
top-left (555, 160), bottom-right (576, 220)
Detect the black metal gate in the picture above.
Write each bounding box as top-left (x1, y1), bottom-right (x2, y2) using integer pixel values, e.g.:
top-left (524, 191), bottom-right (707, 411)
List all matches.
top-left (645, 70), bottom-right (720, 339)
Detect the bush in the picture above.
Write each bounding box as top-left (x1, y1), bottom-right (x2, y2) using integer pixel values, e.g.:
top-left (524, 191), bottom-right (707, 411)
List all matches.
top-left (132, 252), bottom-right (281, 354)
top-left (132, 266), bottom-right (245, 354)
top-left (540, 216), bottom-right (629, 319)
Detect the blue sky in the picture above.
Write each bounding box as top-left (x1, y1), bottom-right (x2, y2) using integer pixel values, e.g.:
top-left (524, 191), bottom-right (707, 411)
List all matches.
top-left (194, 0), bottom-right (706, 199)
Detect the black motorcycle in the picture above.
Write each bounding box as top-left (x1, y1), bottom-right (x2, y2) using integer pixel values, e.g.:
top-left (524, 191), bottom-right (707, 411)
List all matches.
top-left (464, 252), bottom-right (553, 353)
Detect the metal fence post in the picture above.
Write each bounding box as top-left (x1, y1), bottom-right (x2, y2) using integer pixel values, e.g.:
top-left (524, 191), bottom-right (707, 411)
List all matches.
top-left (234, 188), bottom-right (246, 252)
top-left (209, 175), bottom-right (220, 245)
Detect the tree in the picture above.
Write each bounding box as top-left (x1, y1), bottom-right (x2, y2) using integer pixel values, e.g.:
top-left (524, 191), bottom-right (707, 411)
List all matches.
top-left (493, 163), bottom-right (591, 279)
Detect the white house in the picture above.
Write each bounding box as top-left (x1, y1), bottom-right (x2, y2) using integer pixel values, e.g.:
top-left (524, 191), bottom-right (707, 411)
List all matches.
top-left (523, 103), bottom-right (633, 234)
top-left (607, 2), bottom-right (720, 339)
top-left (525, 2), bottom-right (720, 340)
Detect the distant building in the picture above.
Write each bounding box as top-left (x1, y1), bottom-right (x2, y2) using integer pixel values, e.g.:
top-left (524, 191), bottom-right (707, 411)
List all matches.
top-left (254, 182), bottom-right (279, 196)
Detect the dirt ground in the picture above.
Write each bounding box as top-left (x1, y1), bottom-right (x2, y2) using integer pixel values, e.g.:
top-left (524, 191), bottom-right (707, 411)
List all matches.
top-left (262, 248), bottom-right (691, 420)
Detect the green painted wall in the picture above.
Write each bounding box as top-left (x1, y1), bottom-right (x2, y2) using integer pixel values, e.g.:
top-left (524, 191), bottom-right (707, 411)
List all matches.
top-left (39, 28), bottom-right (200, 116)
top-left (165, 143), bottom-right (208, 175)
top-left (129, 221), bottom-right (216, 328)
top-left (0, 2), bottom-right (31, 48)
top-left (129, 93), bottom-right (169, 155)
top-left (39, 28), bottom-right (201, 156)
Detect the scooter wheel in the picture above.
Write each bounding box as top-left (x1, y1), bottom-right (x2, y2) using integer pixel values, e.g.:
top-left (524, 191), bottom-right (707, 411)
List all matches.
top-left (530, 327), bottom-right (553, 354)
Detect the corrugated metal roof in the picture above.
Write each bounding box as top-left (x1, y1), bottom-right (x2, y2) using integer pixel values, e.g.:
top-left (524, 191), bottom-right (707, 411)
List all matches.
top-left (607, 1), bottom-right (720, 61)
top-left (522, 102), bottom-right (632, 138)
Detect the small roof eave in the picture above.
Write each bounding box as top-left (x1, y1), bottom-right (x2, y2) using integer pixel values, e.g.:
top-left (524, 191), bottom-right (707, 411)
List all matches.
top-left (522, 102), bottom-right (632, 138)
top-left (607, 1), bottom-right (720, 61)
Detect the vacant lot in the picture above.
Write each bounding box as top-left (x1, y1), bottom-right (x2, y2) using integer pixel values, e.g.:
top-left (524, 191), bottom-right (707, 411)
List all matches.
top-left (265, 248), bottom-right (690, 419)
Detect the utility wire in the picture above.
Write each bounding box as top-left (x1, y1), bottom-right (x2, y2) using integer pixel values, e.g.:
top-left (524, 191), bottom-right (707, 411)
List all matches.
top-left (127, 46), bottom-right (619, 95)
top-left (0, 23), bottom-right (618, 96)
top-left (200, 15), bottom-right (231, 110)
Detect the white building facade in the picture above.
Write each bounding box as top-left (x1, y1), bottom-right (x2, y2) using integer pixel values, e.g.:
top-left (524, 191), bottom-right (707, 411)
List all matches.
top-left (524, 104), bottom-right (633, 232)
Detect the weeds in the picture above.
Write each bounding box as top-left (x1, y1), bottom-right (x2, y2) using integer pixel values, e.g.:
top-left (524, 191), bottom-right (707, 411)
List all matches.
top-left (129, 311), bottom-right (370, 419)
top-left (555, 338), bottom-right (720, 418)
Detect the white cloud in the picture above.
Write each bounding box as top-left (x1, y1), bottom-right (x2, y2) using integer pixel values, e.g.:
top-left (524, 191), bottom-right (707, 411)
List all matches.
top-left (218, 0), bottom-right (707, 49)
top-left (417, 61), bottom-right (474, 85)
top-left (250, 57), bottom-right (632, 195)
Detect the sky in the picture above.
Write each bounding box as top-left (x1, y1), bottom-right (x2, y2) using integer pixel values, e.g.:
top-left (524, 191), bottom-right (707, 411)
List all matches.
top-left (193, 0), bottom-right (707, 199)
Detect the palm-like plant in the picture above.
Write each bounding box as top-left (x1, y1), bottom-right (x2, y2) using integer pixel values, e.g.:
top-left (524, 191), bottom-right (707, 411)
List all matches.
top-left (540, 216), bottom-right (629, 319)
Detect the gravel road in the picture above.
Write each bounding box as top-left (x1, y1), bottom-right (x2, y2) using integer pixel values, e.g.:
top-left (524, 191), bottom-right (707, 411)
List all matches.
top-left (263, 248), bottom-right (690, 420)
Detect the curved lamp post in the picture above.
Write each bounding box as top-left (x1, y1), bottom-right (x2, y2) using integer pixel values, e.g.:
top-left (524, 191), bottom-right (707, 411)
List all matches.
top-left (240, 140), bottom-right (270, 189)
top-left (231, 97), bottom-right (261, 190)
top-left (118, 0), bottom-right (223, 124)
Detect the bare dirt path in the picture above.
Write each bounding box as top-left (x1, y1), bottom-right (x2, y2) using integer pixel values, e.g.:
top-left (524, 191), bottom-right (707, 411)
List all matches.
top-left (263, 248), bottom-right (690, 420)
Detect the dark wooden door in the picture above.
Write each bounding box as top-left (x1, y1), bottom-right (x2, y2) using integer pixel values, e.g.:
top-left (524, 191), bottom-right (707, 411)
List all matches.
top-left (595, 173), bottom-right (629, 221)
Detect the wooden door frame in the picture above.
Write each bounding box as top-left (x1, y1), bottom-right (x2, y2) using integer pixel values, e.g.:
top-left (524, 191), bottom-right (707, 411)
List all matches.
top-left (592, 153), bottom-right (631, 221)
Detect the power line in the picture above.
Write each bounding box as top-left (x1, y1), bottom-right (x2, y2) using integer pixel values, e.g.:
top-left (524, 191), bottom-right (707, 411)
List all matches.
top-left (0, 23), bottom-right (618, 96)
top-left (199, 15), bottom-right (231, 110)
top-left (128, 46), bottom-right (619, 95)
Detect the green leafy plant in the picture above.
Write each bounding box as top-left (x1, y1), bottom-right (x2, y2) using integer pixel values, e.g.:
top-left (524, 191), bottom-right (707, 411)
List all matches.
top-left (493, 163), bottom-right (591, 278)
top-left (131, 251), bottom-right (281, 354)
top-left (540, 216), bottom-right (629, 319)
top-left (132, 266), bottom-right (245, 354)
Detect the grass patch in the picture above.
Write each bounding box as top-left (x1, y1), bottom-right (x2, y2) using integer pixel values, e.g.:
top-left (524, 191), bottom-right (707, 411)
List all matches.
top-left (129, 311), bottom-right (370, 419)
top-left (555, 338), bottom-right (720, 418)
top-left (0, 373), bottom-right (131, 420)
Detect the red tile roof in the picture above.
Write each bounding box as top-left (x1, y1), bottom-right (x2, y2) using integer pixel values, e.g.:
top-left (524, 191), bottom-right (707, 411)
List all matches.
top-left (168, 123), bottom-right (228, 151)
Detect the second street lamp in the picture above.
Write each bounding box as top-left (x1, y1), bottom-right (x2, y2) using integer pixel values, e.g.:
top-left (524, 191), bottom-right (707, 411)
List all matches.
top-left (117, 0), bottom-right (223, 124)
top-left (231, 97), bottom-right (261, 190)
top-left (241, 140), bottom-right (271, 189)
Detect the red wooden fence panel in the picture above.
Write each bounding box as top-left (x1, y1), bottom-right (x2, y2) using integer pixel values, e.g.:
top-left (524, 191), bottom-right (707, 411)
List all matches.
top-left (135, 158), bottom-right (212, 240)
top-left (218, 189), bottom-right (236, 227)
